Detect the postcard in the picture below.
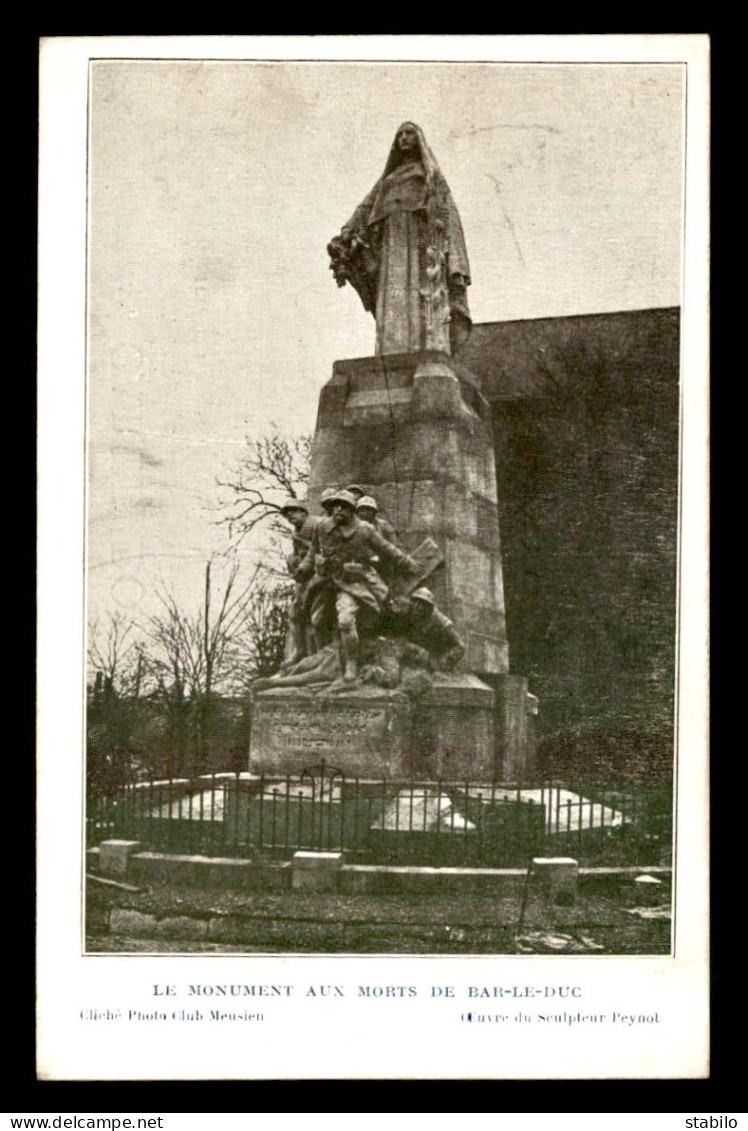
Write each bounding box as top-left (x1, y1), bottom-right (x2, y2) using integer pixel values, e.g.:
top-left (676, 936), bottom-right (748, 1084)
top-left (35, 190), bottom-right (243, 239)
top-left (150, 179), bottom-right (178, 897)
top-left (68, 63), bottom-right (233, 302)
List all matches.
top-left (37, 35), bottom-right (709, 1081)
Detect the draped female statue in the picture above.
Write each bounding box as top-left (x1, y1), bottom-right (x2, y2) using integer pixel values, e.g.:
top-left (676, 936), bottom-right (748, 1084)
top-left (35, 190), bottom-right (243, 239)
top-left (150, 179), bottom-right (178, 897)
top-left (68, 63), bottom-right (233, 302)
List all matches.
top-left (328, 122), bottom-right (472, 356)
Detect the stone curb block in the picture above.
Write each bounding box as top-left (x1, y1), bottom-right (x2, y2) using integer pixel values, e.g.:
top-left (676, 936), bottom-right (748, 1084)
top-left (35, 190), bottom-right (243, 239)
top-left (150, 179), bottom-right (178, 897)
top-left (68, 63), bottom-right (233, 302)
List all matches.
top-left (292, 851), bottom-right (342, 892)
top-left (128, 852), bottom-right (292, 891)
top-left (92, 846), bottom-right (672, 898)
top-left (532, 857), bottom-right (579, 904)
top-left (338, 865), bottom-right (527, 896)
top-left (99, 840), bottom-right (141, 879)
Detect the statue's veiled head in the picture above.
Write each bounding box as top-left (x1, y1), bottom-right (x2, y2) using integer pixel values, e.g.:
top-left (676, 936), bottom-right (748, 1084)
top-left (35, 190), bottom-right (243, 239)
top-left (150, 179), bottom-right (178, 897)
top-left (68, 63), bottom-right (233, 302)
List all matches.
top-left (395, 122), bottom-right (420, 154)
top-left (384, 121), bottom-right (428, 172)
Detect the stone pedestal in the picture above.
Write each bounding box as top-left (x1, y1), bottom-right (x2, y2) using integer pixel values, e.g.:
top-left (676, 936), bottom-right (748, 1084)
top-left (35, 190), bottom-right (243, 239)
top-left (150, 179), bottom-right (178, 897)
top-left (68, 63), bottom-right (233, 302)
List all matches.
top-left (250, 689), bottom-right (413, 778)
top-left (309, 352), bottom-right (509, 676)
top-left (249, 673), bottom-right (537, 782)
top-left (250, 676), bottom-right (495, 781)
top-left (493, 675), bottom-right (539, 782)
top-left (414, 674), bottom-right (495, 780)
top-left (250, 349), bottom-right (537, 785)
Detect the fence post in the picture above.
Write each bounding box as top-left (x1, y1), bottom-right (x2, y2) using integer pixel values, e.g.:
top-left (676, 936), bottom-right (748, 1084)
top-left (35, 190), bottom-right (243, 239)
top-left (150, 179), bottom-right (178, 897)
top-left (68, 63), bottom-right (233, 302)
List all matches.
top-left (231, 770), bottom-right (240, 855)
top-left (337, 773), bottom-right (345, 854)
top-left (353, 775), bottom-right (361, 857)
top-left (284, 774), bottom-right (291, 854)
top-left (270, 787), bottom-right (279, 852)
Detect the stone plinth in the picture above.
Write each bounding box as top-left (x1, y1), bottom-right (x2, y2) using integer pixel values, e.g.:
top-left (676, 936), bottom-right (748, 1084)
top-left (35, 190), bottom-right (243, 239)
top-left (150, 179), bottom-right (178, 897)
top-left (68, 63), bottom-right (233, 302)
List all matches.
top-left (413, 673), bottom-right (495, 780)
top-left (308, 351), bottom-right (509, 676)
top-left (253, 348), bottom-right (539, 783)
top-left (532, 857), bottom-right (579, 905)
top-left (493, 675), bottom-right (538, 782)
top-left (250, 670), bottom-right (540, 782)
top-left (250, 690), bottom-right (412, 778)
top-left (250, 676), bottom-right (496, 781)
top-left (292, 851), bottom-right (343, 891)
top-left (98, 840), bottom-right (141, 879)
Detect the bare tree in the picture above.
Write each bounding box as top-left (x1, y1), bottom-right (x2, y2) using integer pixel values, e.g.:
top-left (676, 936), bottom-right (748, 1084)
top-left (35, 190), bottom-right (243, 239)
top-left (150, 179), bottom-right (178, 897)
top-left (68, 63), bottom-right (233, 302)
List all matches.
top-left (145, 559), bottom-right (265, 770)
top-left (216, 430), bottom-right (312, 555)
top-left (87, 612), bottom-right (149, 791)
top-left (226, 577), bottom-right (293, 692)
top-left (87, 611), bottom-right (143, 696)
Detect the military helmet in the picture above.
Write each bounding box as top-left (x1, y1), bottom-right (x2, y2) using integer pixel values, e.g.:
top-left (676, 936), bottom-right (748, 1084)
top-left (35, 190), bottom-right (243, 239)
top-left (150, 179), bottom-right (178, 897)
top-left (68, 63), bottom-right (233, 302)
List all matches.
top-left (280, 499), bottom-right (309, 516)
top-left (346, 484), bottom-right (368, 498)
top-left (356, 495), bottom-right (378, 513)
top-left (320, 488), bottom-right (337, 511)
top-left (328, 489), bottom-right (358, 510)
top-left (411, 587), bottom-right (435, 607)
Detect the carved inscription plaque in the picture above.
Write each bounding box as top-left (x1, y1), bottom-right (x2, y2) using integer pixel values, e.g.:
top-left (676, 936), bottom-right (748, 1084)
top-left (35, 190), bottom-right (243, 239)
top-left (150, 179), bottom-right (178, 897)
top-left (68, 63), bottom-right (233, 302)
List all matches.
top-left (250, 694), bottom-right (413, 777)
top-left (260, 704), bottom-right (389, 757)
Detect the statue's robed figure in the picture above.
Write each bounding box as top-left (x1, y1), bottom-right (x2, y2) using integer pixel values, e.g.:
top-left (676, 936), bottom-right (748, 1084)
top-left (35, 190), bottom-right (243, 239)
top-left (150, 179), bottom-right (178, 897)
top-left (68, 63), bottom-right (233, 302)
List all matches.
top-left (328, 122), bottom-right (472, 356)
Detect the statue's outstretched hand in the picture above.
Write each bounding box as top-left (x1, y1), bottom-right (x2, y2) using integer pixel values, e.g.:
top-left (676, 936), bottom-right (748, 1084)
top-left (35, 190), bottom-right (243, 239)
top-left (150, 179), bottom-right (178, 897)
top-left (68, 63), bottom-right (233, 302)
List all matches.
top-left (327, 236), bottom-right (351, 287)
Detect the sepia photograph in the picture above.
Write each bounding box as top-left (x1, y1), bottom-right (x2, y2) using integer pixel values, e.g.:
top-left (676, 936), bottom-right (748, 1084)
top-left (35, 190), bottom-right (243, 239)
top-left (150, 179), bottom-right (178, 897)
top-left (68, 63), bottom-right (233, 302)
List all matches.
top-left (37, 35), bottom-right (709, 1080)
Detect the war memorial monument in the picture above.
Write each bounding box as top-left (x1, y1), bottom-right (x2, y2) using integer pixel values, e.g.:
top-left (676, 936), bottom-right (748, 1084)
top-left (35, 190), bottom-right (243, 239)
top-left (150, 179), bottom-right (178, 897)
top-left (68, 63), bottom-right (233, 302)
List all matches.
top-left (82, 74), bottom-right (681, 966)
top-left (249, 123), bottom-right (537, 784)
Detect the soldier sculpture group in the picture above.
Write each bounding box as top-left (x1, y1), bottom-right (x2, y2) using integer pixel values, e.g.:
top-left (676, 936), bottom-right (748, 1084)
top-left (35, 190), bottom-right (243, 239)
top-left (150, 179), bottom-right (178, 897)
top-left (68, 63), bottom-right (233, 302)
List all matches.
top-left (279, 486), bottom-right (465, 683)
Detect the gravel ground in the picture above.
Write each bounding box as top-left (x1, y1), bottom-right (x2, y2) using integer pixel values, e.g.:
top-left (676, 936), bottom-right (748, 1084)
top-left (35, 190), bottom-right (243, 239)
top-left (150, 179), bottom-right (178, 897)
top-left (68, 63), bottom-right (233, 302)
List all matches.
top-left (86, 879), bottom-right (672, 955)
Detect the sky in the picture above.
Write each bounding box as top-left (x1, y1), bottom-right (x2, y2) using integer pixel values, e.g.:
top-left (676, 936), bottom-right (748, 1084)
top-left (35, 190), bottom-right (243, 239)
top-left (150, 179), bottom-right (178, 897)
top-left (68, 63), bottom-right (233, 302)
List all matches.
top-left (84, 55), bottom-right (685, 628)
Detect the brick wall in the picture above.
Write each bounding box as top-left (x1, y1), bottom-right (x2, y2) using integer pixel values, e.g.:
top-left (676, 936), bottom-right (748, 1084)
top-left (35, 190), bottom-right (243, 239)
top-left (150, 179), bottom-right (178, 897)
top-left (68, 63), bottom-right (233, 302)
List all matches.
top-left (458, 309), bottom-right (680, 781)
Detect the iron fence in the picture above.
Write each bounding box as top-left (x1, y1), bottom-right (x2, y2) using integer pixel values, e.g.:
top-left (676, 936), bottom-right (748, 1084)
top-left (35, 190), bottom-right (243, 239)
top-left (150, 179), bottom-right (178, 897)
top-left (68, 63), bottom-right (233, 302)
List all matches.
top-left (87, 762), bottom-right (672, 868)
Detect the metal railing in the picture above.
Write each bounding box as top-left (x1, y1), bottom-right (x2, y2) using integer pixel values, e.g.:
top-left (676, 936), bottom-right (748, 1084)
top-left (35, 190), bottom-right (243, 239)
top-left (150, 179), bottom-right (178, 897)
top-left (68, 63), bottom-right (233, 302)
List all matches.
top-left (87, 762), bottom-right (672, 868)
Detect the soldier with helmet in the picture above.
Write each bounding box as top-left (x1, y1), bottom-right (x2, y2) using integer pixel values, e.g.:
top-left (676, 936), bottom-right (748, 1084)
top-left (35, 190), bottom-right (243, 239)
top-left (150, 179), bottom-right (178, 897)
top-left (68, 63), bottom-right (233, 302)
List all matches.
top-left (319, 487), bottom-right (337, 515)
top-left (280, 500), bottom-right (317, 573)
top-left (390, 587), bottom-right (466, 671)
top-left (356, 494), bottom-right (400, 588)
top-left (279, 499), bottom-right (321, 665)
top-left (296, 489), bottom-right (421, 681)
top-left (356, 494), bottom-right (398, 545)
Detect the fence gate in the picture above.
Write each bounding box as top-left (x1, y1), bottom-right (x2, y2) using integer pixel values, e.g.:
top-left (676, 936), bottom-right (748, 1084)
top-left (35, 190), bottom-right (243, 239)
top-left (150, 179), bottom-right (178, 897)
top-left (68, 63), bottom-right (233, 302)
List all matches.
top-left (300, 762), bottom-right (345, 853)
